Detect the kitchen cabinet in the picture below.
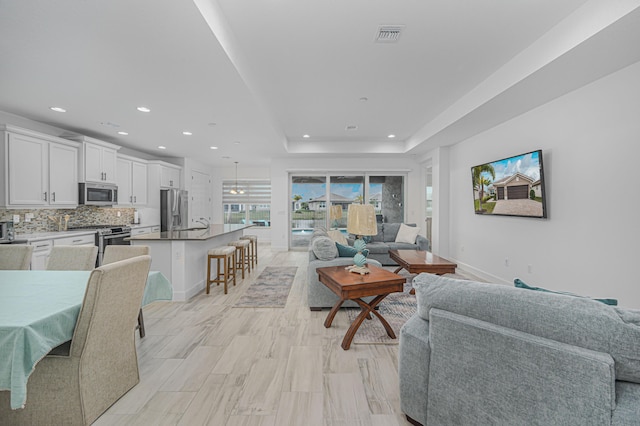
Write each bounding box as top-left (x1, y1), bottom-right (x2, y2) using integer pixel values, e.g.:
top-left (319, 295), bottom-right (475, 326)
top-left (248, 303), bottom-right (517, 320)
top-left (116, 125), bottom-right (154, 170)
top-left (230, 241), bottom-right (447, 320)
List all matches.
top-left (66, 135), bottom-right (120, 184)
top-left (30, 240), bottom-right (52, 270)
top-left (117, 156), bottom-right (148, 206)
top-left (160, 165), bottom-right (181, 188)
top-left (0, 125), bottom-right (79, 208)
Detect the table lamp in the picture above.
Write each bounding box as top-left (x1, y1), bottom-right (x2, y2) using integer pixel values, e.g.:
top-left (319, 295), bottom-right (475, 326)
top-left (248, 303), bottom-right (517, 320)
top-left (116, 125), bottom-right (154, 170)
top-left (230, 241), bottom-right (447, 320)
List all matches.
top-left (329, 205), bottom-right (343, 229)
top-left (346, 203), bottom-right (377, 274)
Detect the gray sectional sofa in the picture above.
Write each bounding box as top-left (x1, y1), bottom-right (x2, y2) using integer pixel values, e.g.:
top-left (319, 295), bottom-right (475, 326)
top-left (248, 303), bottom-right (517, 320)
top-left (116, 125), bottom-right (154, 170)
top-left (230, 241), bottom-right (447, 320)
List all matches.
top-left (347, 223), bottom-right (430, 265)
top-left (399, 273), bottom-right (640, 426)
top-left (307, 228), bottom-right (381, 310)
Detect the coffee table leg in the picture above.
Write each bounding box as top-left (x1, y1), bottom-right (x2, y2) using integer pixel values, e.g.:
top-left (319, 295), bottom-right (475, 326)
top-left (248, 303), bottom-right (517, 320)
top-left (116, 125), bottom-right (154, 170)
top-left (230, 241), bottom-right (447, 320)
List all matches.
top-left (324, 299), bottom-right (345, 328)
top-left (341, 294), bottom-right (390, 350)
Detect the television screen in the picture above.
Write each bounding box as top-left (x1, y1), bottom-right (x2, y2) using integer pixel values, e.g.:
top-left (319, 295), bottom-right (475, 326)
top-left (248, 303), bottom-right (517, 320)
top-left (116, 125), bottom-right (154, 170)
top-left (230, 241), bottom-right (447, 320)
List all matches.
top-left (471, 149), bottom-right (547, 218)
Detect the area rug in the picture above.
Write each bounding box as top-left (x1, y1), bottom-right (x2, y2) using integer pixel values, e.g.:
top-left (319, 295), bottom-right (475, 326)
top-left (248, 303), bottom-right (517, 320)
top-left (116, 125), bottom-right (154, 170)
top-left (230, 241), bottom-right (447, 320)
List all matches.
top-left (233, 266), bottom-right (298, 308)
top-left (345, 271), bottom-right (473, 344)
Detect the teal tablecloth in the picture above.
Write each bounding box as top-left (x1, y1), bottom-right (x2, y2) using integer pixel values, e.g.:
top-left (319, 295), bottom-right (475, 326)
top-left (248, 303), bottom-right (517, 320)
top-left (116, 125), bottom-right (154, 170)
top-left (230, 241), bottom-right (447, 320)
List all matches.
top-left (0, 270), bottom-right (172, 410)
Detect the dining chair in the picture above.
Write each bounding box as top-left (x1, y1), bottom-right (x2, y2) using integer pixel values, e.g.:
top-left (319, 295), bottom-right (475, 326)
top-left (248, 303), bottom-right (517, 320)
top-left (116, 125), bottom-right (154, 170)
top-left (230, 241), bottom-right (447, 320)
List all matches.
top-left (0, 255), bottom-right (152, 426)
top-left (102, 245), bottom-right (149, 265)
top-left (46, 245), bottom-right (98, 271)
top-left (0, 245), bottom-right (34, 270)
top-left (102, 245), bottom-right (150, 337)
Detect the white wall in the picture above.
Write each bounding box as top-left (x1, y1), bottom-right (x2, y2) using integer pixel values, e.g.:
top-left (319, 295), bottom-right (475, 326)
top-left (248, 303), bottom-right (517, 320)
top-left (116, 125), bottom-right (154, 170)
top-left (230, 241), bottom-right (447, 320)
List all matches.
top-left (270, 156), bottom-right (424, 251)
top-left (448, 60), bottom-right (640, 308)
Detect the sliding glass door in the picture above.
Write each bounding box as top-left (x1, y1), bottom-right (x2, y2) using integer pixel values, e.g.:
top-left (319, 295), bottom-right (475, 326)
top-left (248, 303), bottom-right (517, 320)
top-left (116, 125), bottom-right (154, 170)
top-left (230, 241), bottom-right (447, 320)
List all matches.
top-left (290, 173), bottom-right (404, 249)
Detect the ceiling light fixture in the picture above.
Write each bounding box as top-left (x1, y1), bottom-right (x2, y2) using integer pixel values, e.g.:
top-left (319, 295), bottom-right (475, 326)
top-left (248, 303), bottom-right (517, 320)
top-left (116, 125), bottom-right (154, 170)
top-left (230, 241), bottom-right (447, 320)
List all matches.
top-left (158, 146), bottom-right (166, 150)
top-left (229, 161), bottom-right (245, 195)
top-left (388, 134), bottom-right (396, 139)
top-left (137, 106), bottom-right (151, 112)
top-left (118, 131), bottom-right (129, 136)
top-left (49, 106), bottom-right (66, 113)
top-left (182, 131), bottom-right (193, 136)
top-left (210, 146), bottom-right (218, 150)
top-left (303, 134), bottom-right (310, 138)
top-left (359, 97), bottom-right (368, 102)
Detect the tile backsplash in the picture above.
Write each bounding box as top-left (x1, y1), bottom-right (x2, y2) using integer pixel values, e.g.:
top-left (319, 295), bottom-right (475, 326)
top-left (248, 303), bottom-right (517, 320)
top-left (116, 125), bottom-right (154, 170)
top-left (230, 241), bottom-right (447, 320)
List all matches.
top-left (0, 206), bottom-right (136, 234)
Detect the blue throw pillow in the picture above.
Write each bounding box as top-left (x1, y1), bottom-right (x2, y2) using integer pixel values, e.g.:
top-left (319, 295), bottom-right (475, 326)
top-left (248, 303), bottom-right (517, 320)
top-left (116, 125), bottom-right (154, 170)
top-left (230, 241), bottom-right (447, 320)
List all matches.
top-left (336, 242), bottom-right (369, 258)
top-left (514, 278), bottom-right (617, 306)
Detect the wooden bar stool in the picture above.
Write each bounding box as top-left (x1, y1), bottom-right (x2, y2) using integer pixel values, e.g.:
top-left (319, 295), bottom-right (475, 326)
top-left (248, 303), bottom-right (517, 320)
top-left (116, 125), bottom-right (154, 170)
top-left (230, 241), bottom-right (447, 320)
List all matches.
top-left (228, 240), bottom-right (251, 279)
top-left (240, 235), bottom-right (258, 268)
top-left (207, 246), bottom-right (237, 294)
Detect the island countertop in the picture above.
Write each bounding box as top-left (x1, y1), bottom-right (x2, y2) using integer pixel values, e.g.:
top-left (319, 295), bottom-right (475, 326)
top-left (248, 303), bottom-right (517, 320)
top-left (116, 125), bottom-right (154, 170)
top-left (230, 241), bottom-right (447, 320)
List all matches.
top-left (127, 224), bottom-right (252, 241)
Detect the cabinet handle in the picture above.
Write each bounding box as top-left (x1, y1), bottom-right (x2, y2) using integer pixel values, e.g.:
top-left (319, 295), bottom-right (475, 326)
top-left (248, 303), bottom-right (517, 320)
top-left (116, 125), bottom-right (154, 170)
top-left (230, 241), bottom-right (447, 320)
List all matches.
top-left (43, 192), bottom-right (47, 201)
top-left (52, 192), bottom-right (56, 202)
top-left (170, 180), bottom-right (173, 187)
top-left (134, 196), bottom-right (137, 203)
top-left (72, 239), bottom-right (82, 243)
top-left (35, 244), bottom-right (48, 248)
top-left (130, 196), bottom-right (133, 202)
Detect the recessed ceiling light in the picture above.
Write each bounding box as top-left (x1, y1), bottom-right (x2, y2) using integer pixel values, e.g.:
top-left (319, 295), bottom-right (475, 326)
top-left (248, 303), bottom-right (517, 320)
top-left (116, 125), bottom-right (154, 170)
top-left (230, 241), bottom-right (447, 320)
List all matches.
top-left (137, 106), bottom-right (151, 113)
top-left (346, 125), bottom-right (358, 131)
top-left (388, 134), bottom-right (396, 139)
top-left (182, 131), bottom-right (193, 136)
top-left (208, 122), bottom-right (217, 126)
top-left (50, 106), bottom-right (66, 113)
top-left (303, 134), bottom-right (310, 138)
top-left (210, 146), bottom-right (218, 150)
top-left (234, 141), bottom-right (241, 145)
top-left (117, 131), bottom-right (129, 136)
top-left (222, 156), bottom-right (231, 159)
top-left (359, 97), bottom-right (368, 102)
top-left (158, 146), bottom-right (166, 150)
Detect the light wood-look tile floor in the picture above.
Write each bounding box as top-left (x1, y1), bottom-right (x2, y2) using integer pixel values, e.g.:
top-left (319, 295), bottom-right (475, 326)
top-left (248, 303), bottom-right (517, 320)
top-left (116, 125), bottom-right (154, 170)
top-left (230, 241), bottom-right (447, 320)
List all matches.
top-left (94, 244), bottom-right (409, 426)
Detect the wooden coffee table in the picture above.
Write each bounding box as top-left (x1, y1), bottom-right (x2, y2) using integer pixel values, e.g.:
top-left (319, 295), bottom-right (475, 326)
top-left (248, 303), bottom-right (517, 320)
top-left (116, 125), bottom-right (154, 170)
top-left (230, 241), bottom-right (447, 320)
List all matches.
top-left (389, 250), bottom-right (457, 275)
top-left (317, 265), bottom-right (405, 350)
top-left (389, 250), bottom-right (457, 295)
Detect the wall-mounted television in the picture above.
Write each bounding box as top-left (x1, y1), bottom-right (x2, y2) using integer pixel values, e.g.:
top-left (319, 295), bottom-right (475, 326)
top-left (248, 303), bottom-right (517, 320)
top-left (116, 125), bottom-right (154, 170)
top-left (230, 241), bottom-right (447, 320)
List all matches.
top-left (471, 149), bottom-right (547, 218)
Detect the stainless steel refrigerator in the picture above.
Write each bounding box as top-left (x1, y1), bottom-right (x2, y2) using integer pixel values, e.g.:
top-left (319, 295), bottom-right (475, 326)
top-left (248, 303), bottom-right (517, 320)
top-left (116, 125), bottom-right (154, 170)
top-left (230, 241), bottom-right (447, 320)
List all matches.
top-left (160, 189), bottom-right (188, 231)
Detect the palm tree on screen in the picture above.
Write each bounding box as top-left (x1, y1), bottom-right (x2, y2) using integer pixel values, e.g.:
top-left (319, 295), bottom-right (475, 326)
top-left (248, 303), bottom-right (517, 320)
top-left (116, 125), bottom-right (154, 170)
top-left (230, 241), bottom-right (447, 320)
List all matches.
top-left (472, 164), bottom-right (495, 212)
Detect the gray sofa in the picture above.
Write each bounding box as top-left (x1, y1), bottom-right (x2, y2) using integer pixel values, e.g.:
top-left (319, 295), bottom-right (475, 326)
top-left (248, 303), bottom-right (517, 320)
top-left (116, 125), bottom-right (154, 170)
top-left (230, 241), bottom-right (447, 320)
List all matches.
top-left (399, 273), bottom-right (640, 426)
top-left (307, 229), bottom-right (381, 310)
top-left (347, 223), bottom-right (430, 265)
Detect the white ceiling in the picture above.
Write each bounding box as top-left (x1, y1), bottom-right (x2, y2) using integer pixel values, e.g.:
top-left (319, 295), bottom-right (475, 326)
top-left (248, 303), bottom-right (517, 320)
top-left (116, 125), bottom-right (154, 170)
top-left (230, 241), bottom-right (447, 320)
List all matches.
top-left (1, 0), bottom-right (639, 168)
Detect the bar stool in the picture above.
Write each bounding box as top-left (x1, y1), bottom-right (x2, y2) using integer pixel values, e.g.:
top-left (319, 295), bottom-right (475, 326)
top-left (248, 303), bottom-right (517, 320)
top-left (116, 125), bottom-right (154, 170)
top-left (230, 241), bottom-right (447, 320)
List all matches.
top-left (240, 234), bottom-right (258, 268)
top-left (228, 239), bottom-right (251, 279)
top-left (206, 246), bottom-right (237, 294)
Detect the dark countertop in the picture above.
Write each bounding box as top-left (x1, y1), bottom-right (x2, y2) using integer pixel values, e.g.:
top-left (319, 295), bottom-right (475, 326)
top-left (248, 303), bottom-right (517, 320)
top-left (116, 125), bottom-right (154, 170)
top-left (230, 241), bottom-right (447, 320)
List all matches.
top-left (126, 224), bottom-right (251, 241)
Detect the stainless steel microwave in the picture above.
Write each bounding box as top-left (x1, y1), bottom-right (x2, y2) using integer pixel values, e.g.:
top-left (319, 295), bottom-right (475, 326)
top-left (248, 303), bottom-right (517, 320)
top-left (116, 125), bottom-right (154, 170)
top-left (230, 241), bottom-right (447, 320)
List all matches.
top-left (79, 182), bottom-right (118, 206)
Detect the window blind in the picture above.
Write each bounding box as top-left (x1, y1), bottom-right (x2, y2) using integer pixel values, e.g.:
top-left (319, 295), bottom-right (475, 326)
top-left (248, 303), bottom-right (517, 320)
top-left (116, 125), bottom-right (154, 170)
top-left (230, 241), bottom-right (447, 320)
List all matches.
top-left (222, 179), bottom-right (271, 204)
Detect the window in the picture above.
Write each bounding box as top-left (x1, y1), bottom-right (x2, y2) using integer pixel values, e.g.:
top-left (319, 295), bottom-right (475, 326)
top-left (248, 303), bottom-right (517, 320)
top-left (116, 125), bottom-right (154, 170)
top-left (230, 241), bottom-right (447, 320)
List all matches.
top-left (223, 180), bottom-right (271, 226)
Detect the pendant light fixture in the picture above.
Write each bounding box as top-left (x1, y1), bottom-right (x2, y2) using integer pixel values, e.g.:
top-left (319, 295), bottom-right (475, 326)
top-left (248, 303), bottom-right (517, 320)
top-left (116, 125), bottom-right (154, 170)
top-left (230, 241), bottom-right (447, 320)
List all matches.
top-left (229, 161), bottom-right (244, 194)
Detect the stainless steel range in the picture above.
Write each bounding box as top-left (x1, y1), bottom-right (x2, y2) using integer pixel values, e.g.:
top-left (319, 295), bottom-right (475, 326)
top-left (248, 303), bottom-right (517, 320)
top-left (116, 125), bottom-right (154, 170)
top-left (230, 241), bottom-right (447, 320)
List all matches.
top-left (67, 225), bottom-right (132, 265)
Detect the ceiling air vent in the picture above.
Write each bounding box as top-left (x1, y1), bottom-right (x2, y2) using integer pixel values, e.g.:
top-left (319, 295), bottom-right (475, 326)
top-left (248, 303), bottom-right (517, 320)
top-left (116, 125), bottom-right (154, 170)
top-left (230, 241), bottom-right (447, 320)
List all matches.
top-left (375, 25), bottom-right (404, 43)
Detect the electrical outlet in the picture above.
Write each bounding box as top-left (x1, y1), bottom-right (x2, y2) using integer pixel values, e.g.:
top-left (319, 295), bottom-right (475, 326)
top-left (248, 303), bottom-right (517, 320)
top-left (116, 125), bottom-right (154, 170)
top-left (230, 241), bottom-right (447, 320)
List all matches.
top-left (25, 213), bottom-right (34, 222)
top-left (528, 264), bottom-right (533, 274)
top-left (460, 245), bottom-right (465, 252)
top-left (12, 214), bottom-right (19, 224)
top-left (117, 211), bottom-right (121, 217)
top-left (504, 258), bottom-right (509, 267)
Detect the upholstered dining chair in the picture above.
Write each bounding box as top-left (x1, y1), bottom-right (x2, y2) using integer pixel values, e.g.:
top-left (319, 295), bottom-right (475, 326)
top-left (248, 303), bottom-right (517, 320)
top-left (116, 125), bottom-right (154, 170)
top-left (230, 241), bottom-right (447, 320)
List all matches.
top-left (46, 245), bottom-right (98, 271)
top-left (102, 245), bottom-right (150, 337)
top-left (0, 255), bottom-right (152, 426)
top-left (0, 245), bottom-right (34, 270)
top-left (102, 245), bottom-right (149, 265)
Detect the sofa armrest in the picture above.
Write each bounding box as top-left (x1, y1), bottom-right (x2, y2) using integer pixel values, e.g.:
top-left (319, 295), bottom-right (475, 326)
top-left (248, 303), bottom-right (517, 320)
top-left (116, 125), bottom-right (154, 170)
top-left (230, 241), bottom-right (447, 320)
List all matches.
top-left (416, 235), bottom-right (430, 251)
top-left (426, 309), bottom-right (615, 425)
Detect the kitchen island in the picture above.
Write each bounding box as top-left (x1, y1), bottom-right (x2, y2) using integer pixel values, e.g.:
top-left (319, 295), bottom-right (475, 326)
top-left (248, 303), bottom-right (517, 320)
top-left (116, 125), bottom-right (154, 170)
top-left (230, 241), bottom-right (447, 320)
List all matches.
top-left (128, 224), bottom-right (252, 300)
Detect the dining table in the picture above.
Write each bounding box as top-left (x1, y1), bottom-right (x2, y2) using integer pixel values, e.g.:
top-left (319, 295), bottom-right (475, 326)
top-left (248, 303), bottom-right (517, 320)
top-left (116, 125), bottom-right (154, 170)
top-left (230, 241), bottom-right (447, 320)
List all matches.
top-left (0, 270), bottom-right (172, 410)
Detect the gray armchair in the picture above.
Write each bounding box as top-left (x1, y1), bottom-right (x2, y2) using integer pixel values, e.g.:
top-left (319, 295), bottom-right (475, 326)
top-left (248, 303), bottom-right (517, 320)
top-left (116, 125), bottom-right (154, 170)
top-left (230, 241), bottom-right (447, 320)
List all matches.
top-left (0, 255), bottom-right (152, 425)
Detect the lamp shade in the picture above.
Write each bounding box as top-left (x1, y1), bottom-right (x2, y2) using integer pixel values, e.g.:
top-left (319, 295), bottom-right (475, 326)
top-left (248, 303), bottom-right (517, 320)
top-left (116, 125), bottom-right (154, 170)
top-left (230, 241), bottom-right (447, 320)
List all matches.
top-left (330, 205), bottom-right (343, 220)
top-left (347, 204), bottom-right (377, 236)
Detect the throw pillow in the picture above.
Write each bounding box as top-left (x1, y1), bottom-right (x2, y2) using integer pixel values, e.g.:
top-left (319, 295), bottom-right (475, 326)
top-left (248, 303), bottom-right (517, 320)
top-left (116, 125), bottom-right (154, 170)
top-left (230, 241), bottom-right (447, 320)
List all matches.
top-left (395, 223), bottom-right (420, 244)
top-left (514, 278), bottom-right (618, 306)
top-left (312, 236), bottom-right (338, 261)
top-left (336, 242), bottom-right (369, 258)
top-left (327, 229), bottom-right (348, 245)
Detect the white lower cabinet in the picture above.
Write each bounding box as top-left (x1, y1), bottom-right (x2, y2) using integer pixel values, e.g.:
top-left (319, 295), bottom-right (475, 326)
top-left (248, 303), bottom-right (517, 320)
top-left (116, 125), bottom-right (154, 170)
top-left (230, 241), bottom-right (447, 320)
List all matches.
top-left (30, 240), bottom-right (52, 270)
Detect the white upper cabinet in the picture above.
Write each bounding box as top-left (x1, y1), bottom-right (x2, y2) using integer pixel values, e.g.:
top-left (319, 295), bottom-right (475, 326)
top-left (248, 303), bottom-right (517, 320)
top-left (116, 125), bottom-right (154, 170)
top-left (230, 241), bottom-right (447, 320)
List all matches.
top-left (66, 135), bottom-right (120, 184)
top-left (160, 165), bottom-right (181, 189)
top-left (0, 125), bottom-right (79, 208)
top-left (116, 155), bottom-right (148, 206)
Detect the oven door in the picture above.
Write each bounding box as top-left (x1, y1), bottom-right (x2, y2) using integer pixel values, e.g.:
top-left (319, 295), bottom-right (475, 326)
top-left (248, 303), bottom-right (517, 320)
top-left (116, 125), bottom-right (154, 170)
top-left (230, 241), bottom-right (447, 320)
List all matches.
top-left (98, 232), bottom-right (131, 265)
